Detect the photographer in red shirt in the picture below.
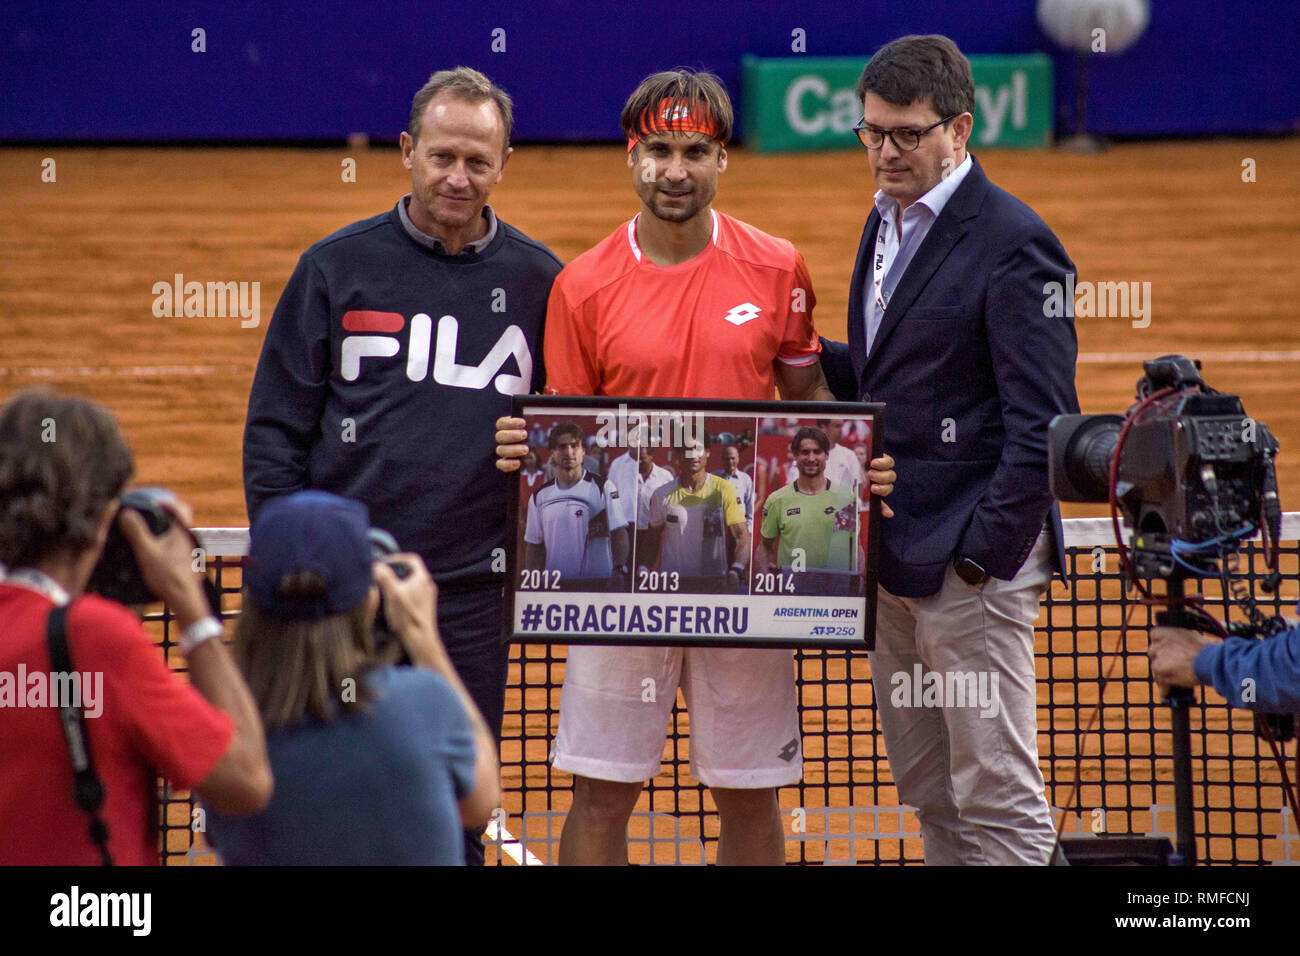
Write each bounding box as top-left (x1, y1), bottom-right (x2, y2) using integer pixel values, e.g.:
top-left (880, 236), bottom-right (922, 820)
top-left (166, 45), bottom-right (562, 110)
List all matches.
top-left (0, 389), bottom-right (272, 865)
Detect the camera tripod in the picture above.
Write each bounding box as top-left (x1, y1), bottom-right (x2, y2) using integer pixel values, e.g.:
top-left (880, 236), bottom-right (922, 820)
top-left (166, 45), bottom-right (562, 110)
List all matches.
top-left (1153, 578), bottom-right (1199, 866)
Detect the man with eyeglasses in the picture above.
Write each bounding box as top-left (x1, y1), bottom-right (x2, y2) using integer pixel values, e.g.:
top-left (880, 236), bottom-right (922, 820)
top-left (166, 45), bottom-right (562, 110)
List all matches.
top-left (820, 34), bottom-right (1080, 865)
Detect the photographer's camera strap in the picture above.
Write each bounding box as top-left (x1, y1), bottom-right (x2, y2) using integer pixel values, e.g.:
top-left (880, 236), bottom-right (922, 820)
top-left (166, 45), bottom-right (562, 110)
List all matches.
top-left (45, 604), bottom-right (114, 867)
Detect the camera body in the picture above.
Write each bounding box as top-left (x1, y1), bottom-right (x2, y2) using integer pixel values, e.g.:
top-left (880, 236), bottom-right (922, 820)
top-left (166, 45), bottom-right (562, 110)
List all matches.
top-left (1050, 355), bottom-right (1289, 741)
top-left (1049, 355), bottom-right (1280, 580)
top-left (367, 528), bottom-right (412, 664)
top-left (86, 487), bottom-right (179, 605)
top-left (86, 486), bottom-right (223, 617)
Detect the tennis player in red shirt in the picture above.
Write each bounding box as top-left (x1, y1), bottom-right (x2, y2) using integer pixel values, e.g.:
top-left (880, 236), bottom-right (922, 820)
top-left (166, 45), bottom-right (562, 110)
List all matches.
top-left (498, 70), bottom-right (895, 865)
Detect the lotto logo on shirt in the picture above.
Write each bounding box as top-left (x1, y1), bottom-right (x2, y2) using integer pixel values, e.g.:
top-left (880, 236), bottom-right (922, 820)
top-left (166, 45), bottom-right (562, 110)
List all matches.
top-left (723, 302), bottom-right (762, 327)
top-left (339, 309), bottom-right (532, 393)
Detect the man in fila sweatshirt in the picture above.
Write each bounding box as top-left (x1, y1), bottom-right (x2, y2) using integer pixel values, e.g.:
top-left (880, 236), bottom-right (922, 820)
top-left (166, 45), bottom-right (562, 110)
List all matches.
top-left (243, 67), bottom-right (561, 864)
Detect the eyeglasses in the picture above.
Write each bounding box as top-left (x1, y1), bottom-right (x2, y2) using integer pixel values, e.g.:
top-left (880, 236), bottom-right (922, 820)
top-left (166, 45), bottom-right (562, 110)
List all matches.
top-left (852, 115), bottom-right (958, 151)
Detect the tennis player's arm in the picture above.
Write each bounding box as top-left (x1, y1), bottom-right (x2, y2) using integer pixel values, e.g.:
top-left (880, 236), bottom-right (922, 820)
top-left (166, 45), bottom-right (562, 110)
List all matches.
top-left (496, 280), bottom-right (601, 471)
top-left (611, 525), bottom-right (630, 569)
top-left (637, 487), bottom-right (667, 571)
top-left (756, 496), bottom-right (780, 573)
top-left (524, 542), bottom-right (547, 571)
top-left (522, 493), bottom-right (547, 571)
top-left (773, 252), bottom-right (835, 402)
top-left (720, 483), bottom-right (749, 572)
top-left (602, 481), bottom-right (631, 570)
top-left (774, 360), bottom-right (836, 402)
top-left (726, 521), bottom-right (751, 573)
top-left (637, 522), bottom-right (664, 572)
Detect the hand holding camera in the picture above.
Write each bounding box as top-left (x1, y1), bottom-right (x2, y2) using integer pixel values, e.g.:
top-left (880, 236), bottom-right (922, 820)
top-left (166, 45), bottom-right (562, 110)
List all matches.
top-left (372, 554), bottom-right (448, 672)
top-left (1147, 626), bottom-right (1217, 698)
top-left (105, 489), bottom-right (211, 630)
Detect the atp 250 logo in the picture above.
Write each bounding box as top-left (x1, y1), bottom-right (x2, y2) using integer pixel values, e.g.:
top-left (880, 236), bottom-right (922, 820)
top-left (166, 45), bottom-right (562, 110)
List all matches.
top-left (340, 310), bottom-right (532, 393)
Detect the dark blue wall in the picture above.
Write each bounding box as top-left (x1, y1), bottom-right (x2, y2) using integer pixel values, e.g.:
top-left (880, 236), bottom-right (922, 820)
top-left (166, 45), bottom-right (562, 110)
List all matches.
top-left (3, 1), bottom-right (1296, 141)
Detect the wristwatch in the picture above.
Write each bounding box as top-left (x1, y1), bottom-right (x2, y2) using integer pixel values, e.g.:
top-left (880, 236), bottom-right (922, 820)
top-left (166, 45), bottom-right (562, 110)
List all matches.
top-left (953, 557), bottom-right (987, 589)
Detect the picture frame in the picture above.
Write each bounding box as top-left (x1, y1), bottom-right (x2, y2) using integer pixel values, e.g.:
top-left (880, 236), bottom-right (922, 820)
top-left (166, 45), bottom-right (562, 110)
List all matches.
top-left (505, 396), bottom-right (884, 650)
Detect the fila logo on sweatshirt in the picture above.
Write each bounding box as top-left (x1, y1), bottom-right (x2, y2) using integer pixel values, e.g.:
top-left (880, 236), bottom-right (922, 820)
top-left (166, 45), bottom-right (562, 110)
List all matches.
top-left (340, 310), bottom-right (532, 394)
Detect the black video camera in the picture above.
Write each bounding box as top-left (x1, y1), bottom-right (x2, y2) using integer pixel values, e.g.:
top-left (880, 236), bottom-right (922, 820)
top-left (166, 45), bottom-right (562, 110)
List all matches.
top-left (1049, 355), bottom-right (1290, 740)
top-left (1049, 355), bottom-right (1280, 581)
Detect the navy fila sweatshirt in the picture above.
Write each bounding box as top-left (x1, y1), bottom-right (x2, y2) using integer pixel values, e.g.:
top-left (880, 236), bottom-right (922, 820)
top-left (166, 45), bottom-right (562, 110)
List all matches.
top-left (244, 204), bottom-right (562, 584)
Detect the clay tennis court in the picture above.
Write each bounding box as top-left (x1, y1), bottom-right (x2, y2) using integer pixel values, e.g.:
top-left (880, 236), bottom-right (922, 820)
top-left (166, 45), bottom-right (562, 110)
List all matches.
top-left (3, 139), bottom-right (1297, 863)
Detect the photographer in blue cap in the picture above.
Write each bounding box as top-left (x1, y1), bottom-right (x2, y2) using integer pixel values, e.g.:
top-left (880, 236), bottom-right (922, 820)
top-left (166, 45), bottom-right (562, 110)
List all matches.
top-left (207, 490), bottom-right (500, 865)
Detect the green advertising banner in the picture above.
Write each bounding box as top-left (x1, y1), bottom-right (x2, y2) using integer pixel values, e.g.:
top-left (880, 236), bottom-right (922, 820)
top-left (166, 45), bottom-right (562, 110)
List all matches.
top-left (742, 54), bottom-right (1053, 152)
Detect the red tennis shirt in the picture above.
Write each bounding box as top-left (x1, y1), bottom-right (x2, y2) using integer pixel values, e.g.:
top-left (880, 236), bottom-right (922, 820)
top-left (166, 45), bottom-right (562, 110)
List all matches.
top-left (544, 210), bottom-right (821, 400)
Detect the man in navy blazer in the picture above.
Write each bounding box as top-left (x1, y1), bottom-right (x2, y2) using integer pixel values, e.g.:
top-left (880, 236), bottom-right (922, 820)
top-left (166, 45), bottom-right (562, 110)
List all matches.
top-left (820, 35), bottom-right (1079, 865)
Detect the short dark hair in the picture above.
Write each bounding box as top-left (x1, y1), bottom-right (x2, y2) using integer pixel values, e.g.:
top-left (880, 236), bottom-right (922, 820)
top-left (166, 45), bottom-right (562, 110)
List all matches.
top-left (790, 427), bottom-right (829, 455)
top-left (548, 422), bottom-right (586, 449)
top-left (0, 389), bottom-right (134, 568)
top-left (409, 66), bottom-right (514, 151)
top-left (667, 431), bottom-right (712, 460)
top-left (855, 34), bottom-right (975, 122)
top-left (621, 68), bottom-right (734, 150)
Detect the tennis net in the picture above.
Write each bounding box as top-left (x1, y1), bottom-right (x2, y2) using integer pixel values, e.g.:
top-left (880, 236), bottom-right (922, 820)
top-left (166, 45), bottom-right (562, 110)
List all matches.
top-left (153, 517), bottom-right (1300, 865)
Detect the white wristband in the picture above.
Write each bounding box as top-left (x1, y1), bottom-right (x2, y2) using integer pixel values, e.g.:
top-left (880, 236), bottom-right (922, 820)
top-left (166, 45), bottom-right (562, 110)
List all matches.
top-left (179, 616), bottom-right (223, 656)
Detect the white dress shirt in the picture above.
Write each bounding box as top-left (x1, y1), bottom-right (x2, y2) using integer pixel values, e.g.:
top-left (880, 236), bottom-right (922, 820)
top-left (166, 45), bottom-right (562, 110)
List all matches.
top-left (864, 153), bottom-right (973, 354)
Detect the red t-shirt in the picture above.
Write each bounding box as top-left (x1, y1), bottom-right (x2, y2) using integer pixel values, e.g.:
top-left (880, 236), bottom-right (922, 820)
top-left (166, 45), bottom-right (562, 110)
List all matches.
top-left (0, 583), bottom-right (234, 865)
top-left (544, 210), bottom-right (821, 400)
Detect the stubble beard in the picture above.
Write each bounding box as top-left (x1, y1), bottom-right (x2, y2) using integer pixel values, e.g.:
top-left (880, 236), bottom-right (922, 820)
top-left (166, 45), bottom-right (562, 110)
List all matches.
top-left (649, 191), bottom-right (701, 223)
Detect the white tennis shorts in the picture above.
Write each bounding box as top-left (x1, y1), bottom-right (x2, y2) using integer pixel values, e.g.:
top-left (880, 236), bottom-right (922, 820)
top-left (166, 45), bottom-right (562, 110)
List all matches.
top-left (551, 644), bottom-right (802, 789)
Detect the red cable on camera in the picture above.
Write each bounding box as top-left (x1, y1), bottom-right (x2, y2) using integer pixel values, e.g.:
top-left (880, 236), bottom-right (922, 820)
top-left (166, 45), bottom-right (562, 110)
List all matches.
top-left (1108, 385), bottom-right (1178, 604)
top-left (1104, 383), bottom-right (1300, 832)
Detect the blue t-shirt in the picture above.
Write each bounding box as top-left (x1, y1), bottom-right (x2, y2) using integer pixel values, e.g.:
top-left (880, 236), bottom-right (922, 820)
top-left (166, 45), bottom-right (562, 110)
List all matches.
top-left (1195, 622), bottom-right (1300, 714)
top-left (207, 666), bottom-right (476, 865)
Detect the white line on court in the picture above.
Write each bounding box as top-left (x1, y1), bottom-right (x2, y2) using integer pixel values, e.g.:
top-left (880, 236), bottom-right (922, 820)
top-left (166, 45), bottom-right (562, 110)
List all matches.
top-left (0, 364), bottom-right (249, 378)
top-left (3, 352), bottom-right (1297, 380)
top-left (1078, 350), bottom-right (1300, 363)
top-left (485, 818), bottom-right (545, 866)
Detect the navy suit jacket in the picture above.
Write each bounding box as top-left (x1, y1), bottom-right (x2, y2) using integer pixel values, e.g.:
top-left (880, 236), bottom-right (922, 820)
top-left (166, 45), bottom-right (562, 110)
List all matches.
top-left (821, 155), bottom-right (1079, 598)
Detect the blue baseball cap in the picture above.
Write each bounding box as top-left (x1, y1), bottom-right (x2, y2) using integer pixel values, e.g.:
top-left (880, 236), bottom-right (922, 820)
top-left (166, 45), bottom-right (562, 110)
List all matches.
top-left (245, 491), bottom-right (373, 619)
